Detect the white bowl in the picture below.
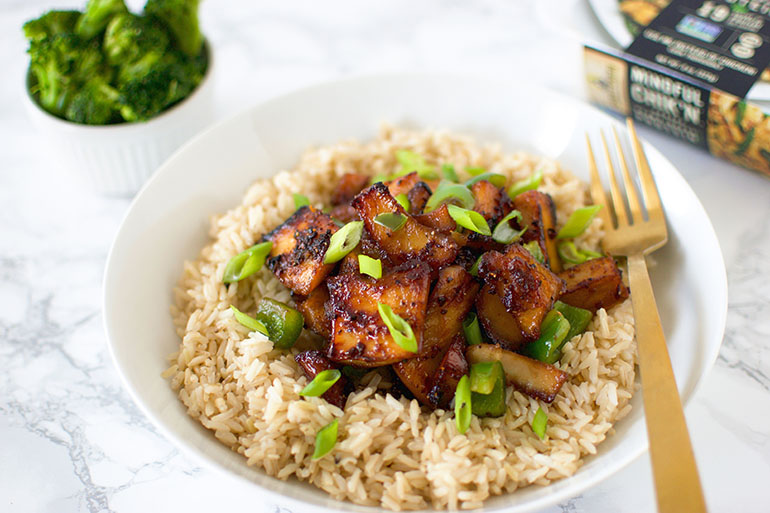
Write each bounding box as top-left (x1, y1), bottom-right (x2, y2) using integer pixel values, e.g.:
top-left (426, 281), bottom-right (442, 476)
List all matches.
top-left (103, 73), bottom-right (727, 512)
top-left (22, 46), bottom-right (214, 197)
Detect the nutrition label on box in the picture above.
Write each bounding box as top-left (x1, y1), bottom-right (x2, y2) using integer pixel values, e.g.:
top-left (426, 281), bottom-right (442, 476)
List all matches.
top-left (627, 0), bottom-right (770, 98)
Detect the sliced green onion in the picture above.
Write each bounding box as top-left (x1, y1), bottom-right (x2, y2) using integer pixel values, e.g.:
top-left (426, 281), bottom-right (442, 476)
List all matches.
top-left (557, 240), bottom-right (602, 265)
top-left (324, 221), bottom-right (363, 264)
top-left (523, 241), bottom-right (545, 263)
top-left (532, 407), bottom-right (548, 440)
top-left (312, 418), bottom-right (338, 459)
top-left (553, 301), bottom-right (593, 341)
top-left (370, 173), bottom-right (388, 184)
top-left (469, 361), bottom-right (498, 394)
top-left (465, 167), bottom-right (487, 176)
top-left (464, 172), bottom-right (506, 188)
top-left (463, 312), bottom-right (483, 345)
top-left (394, 193), bottom-right (410, 212)
top-left (424, 181), bottom-right (476, 212)
top-left (447, 205), bottom-right (491, 236)
top-left (256, 298), bottom-right (304, 349)
top-left (293, 193), bottom-right (310, 209)
top-left (454, 374), bottom-right (472, 434)
top-left (442, 163), bottom-right (458, 182)
top-left (358, 254), bottom-right (382, 279)
top-left (470, 360), bottom-right (506, 418)
top-left (469, 255), bottom-right (483, 277)
top-left (222, 241), bottom-right (272, 284)
top-left (508, 169), bottom-right (543, 199)
top-left (557, 205), bottom-right (602, 239)
top-left (395, 150), bottom-right (439, 180)
top-left (521, 310), bottom-right (571, 364)
top-left (374, 212), bottom-right (407, 231)
top-left (299, 369), bottom-right (341, 397)
top-left (377, 303), bottom-right (417, 353)
top-left (230, 305), bottom-right (269, 337)
top-left (492, 210), bottom-right (526, 244)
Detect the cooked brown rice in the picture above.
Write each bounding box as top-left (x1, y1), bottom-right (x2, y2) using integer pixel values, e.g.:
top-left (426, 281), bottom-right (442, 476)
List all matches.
top-left (167, 126), bottom-right (636, 510)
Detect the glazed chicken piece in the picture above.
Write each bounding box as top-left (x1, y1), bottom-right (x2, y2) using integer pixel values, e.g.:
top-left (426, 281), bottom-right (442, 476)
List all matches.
top-left (413, 203), bottom-right (456, 233)
top-left (331, 172), bottom-right (370, 206)
top-left (475, 282), bottom-right (526, 350)
top-left (295, 350), bottom-right (348, 409)
top-left (294, 284), bottom-right (332, 339)
top-left (513, 190), bottom-right (561, 271)
top-left (466, 343), bottom-right (568, 403)
top-left (352, 183), bottom-right (458, 271)
top-left (427, 335), bottom-right (469, 407)
top-left (263, 206), bottom-right (338, 296)
top-left (463, 180), bottom-right (513, 252)
top-left (558, 256), bottom-right (629, 312)
top-left (477, 244), bottom-right (565, 340)
top-left (326, 261), bottom-right (431, 367)
top-left (393, 265), bottom-right (479, 406)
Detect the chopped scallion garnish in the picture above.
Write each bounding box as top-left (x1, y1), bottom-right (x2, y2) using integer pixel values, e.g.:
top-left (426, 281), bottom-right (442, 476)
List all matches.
top-left (299, 369), bottom-right (341, 397)
top-left (532, 407), bottom-right (548, 440)
top-left (323, 221), bottom-right (363, 264)
top-left (557, 240), bottom-right (603, 265)
top-left (442, 163), bottom-right (458, 182)
top-left (492, 210), bottom-right (526, 244)
top-left (312, 418), bottom-right (339, 459)
top-left (358, 254), bottom-right (382, 279)
top-left (424, 181), bottom-right (476, 211)
top-left (377, 303), bottom-right (417, 353)
top-left (374, 212), bottom-right (407, 231)
top-left (523, 241), bottom-right (545, 263)
top-left (557, 205), bottom-right (602, 239)
top-left (395, 150), bottom-right (439, 180)
top-left (463, 312), bottom-right (483, 345)
top-left (222, 241), bottom-right (272, 284)
top-left (454, 375), bottom-right (472, 434)
top-left (370, 174), bottom-right (388, 184)
top-left (293, 193), bottom-right (310, 209)
top-left (508, 169), bottom-right (543, 199)
top-left (395, 193), bottom-right (410, 212)
top-left (465, 167), bottom-right (487, 177)
top-left (230, 305), bottom-right (269, 337)
top-left (447, 205), bottom-right (491, 236)
top-left (464, 172), bottom-right (506, 188)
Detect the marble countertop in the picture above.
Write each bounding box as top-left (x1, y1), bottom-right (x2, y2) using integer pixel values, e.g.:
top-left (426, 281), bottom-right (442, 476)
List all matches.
top-left (2, 0), bottom-right (768, 512)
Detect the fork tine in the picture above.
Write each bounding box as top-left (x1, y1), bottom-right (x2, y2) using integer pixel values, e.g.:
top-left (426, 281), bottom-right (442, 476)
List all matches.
top-left (612, 126), bottom-right (643, 223)
top-left (626, 118), bottom-right (663, 221)
top-left (601, 130), bottom-right (629, 226)
top-left (586, 135), bottom-right (614, 230)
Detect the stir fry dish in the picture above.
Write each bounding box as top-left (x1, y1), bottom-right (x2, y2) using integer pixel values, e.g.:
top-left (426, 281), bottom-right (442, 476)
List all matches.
top-left (222, 157), bottom-right (629, 443)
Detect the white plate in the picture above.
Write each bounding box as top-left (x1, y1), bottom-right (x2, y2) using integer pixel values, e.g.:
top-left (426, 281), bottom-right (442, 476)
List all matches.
top-left (588, 0), bottom-right (770, 102)
top-left (103, 73), bottom-right (727, 513)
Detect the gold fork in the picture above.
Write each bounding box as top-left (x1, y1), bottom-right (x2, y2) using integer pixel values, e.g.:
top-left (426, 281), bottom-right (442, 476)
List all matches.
top-left (586, 118), bottom-right (707, 513)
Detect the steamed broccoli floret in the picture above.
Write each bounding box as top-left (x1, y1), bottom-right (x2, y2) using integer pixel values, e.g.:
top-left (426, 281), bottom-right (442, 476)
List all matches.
top-left (75, 0), bottom-right (128, 40)
top-left (104, 13), bottom-right (169, 66)
top-left (26, 33), bottom-right (82, 116)
top-left (65, 77), bottom-right (120, 124)
top-left (117, 50), bottom-right (204, 121)
top-left (144, 0), bottom-right (202, 57)
top-left (23, 10), bottom-right (80, 41)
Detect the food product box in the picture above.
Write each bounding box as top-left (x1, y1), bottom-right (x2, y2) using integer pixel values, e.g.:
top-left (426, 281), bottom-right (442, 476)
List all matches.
top-left (584, 0), bottom-right (770, 177)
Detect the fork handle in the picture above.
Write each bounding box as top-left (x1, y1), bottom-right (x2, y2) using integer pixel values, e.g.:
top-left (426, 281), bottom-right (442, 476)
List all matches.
top-left (627, 253), bottom-right (708, 513)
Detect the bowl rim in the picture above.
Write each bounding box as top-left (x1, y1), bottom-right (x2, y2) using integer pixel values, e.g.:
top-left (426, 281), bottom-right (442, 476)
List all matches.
top-left (103, 71), bottom-right (728, 513)
top-left (22, 40), bottom-right (214, 133)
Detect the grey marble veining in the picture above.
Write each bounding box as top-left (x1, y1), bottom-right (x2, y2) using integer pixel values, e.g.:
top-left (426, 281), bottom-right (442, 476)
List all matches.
top-left (1, 0), bottom-right (769, 512)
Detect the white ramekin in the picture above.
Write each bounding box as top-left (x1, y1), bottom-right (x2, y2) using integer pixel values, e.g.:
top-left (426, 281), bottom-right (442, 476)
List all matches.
top-left (22, 46), bottom-right (215, 197)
